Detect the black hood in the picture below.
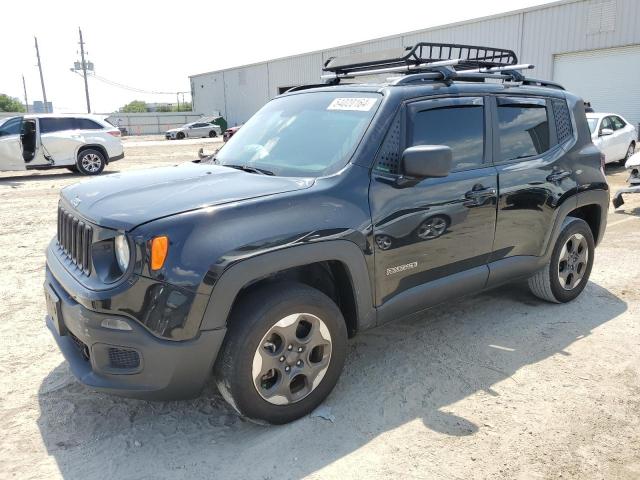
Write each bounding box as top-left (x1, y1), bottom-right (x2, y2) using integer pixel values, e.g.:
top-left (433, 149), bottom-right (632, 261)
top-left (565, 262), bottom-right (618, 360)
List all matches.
top-left (61, 163), bottom-right (314, 230)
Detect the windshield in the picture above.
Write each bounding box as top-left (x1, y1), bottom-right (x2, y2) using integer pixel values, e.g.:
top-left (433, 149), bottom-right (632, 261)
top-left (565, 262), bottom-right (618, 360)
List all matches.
top-left (587, 118), bottom-right (598, 133)
top-left (215, 92), bottom-right (381, 177)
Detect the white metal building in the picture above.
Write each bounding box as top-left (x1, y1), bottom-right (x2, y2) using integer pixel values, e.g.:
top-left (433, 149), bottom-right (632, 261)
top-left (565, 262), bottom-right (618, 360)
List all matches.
top-left (190, 0), bottom-right (640, 128)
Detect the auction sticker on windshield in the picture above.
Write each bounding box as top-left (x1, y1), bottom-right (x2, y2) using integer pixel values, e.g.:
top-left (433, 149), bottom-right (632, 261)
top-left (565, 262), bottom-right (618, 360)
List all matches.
top-left (327, 97), bottom-right (377, 111)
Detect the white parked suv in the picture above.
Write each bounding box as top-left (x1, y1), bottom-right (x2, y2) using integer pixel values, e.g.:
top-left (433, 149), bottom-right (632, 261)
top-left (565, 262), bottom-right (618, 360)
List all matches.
top-left (0, 114), bottom-right (124, 175)
top-left (586, 112), bottom-right (637, 164)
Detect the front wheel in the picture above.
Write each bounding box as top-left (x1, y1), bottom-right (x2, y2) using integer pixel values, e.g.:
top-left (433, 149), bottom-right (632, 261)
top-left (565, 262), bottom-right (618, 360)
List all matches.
top-left (215, 282), bottom-right (347, 424)
top-left (209, 130), bottom-right (217, 138)
top-left (76, 149), bottom-right (106, 175)
top-left (528, 217), bottom-right (595, 303)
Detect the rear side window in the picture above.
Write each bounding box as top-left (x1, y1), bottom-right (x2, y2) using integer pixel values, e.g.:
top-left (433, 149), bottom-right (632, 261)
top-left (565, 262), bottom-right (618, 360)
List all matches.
top-left (73, 118), bottom-right (103, 130)
top-left (611, 116), bottom-right (626, 130)
top-left (600, 117), bottom-right (613, 133)
top-left (0, 117), bottom-right (22, 137)
top-left (40, 118), bottom-right (75, 134)
top-left (497, 98), bottom-right (550, 162)
top-left (411, 105), bottom-right (485, 171)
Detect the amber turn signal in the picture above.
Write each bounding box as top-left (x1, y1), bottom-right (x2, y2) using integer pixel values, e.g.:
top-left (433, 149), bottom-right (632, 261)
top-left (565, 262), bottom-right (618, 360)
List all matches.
top-left (150, 236), bottom-right (169, 270)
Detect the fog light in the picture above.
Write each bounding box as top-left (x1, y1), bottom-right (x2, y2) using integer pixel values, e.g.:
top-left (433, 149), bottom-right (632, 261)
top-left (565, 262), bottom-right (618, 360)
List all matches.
top-left (101, 318), bottom-right (132, 331)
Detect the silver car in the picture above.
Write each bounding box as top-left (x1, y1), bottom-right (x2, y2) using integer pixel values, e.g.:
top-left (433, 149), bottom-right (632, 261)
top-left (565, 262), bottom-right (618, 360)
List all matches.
top-left (165, 121), bottom-right (222, 140)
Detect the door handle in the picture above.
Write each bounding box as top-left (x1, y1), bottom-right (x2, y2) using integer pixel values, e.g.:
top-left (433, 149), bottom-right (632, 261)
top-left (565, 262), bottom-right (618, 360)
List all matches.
top-left (546, 170), bottom-right (571, 183)
top-left (464, 187), bottom-right (497, 206)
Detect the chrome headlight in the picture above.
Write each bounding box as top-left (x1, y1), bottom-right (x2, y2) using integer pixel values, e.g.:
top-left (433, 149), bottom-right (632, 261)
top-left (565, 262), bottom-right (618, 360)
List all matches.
top-left (114, 234), bottom-right (130, 273)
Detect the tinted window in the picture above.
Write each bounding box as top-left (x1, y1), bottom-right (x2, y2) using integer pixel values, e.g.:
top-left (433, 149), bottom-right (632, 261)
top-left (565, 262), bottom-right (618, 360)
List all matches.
top-left (611, 116), bottom-right (626, 130)
top-left (497, 101), bottom-right (550, 162)
top-left (40, 117), bottom-right (75, 134)
top-left (411, 105), bottom-right (484, 170)
top-left (0, 117), bottom-right (22, 137)
top-left (600, 117), bottom-right (613, 133)
top-left (73, 118), bottom-right (103, 130)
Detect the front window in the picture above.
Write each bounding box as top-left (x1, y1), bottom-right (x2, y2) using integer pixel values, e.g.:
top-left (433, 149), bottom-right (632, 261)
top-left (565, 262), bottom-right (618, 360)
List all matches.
top-left (0, 117), bottom-right (22, 137)
top-left (214, 92), bottom-right (381, 177)
top-left (587, 118), bottom-right (598, 133)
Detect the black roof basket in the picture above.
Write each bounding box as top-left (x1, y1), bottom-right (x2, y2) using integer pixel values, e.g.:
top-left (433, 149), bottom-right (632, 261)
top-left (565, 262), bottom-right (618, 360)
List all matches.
top-left (323, 42), bottom-right (518, 75)
top-left (318, 42), bottom-right (562, 90)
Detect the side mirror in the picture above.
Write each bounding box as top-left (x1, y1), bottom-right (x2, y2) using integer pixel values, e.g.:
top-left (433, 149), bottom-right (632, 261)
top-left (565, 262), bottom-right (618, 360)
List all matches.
top-left (401, 145), bottom-right (452, 180)
top-left (600, 128), bottom-right (614, 137)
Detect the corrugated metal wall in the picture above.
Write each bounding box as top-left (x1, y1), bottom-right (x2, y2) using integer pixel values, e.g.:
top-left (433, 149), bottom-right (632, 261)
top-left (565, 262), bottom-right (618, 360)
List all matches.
top-left (192, 0), bottom-right (640, 126)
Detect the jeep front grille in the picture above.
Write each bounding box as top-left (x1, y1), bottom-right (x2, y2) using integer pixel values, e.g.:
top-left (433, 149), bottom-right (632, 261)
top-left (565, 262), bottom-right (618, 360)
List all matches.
top-left (57, 206), bottom-right (93, 274)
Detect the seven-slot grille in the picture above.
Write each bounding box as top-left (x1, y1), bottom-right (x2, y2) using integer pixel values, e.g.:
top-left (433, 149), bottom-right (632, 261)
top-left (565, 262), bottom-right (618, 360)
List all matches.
top-left (57, 206), bottom-right (93, 274)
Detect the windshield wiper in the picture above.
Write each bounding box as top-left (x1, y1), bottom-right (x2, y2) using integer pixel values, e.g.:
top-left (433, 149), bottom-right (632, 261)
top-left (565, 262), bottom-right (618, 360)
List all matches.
top-left (225, 164), bottom-right (274, 176)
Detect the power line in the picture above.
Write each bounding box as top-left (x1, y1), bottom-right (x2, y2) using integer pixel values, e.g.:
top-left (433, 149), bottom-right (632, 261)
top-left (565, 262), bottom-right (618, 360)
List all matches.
top-left (72, 70), bottom-right (188, 96)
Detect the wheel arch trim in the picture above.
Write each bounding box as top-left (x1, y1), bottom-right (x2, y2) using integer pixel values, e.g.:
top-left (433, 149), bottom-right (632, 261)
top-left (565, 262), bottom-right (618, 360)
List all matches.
top-left (199, 240), bottom-right (376, 333)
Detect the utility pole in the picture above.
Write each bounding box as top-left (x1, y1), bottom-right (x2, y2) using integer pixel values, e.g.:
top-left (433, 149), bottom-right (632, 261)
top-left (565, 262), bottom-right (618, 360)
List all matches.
top-left (22, 75), bottom-right (29, 113)
top-left (78, 27), bottom-right (91, 113)
top-left (34, 37), bottom-right (48, 113)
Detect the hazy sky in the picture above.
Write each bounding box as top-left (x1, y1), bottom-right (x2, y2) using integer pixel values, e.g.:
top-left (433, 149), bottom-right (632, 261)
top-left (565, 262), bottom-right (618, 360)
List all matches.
top-left (1, 0), bottom-right (557, 113)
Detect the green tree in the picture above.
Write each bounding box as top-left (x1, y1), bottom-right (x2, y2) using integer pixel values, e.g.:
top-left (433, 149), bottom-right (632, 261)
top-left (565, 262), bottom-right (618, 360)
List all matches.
top-left (0, 94), bottom-right (26, 112)
top-left (119, 100), bottom-right (148, 113)
top-left (172, 102), bottom-right (192, 112)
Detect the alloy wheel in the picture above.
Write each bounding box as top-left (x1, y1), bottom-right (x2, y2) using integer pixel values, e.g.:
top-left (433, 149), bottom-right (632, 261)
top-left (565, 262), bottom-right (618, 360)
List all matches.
top-left (252, 313), bottom-right (332, 405)
top-left (557, 233), bottom-right (589, 290)
top-left (81, 153), bottom-right (102, 173)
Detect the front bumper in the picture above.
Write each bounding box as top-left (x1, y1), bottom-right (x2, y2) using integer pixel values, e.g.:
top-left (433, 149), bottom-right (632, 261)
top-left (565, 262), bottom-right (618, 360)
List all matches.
top-left (44, 268), bottom-right (226, 400)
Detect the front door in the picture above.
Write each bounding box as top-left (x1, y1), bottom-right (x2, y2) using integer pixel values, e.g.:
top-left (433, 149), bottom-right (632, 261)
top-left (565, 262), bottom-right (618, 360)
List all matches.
top-left (0, 116), bottom-right (26, 171)
top-left (370, 96), bottom-right (498, 311)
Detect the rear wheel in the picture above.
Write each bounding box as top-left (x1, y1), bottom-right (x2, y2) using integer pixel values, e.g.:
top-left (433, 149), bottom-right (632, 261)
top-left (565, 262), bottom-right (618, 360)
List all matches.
top-left (215, 282), bottom-right (347, 424)
top-left (528, 217), bottom-right (594, 303)
top-left (76, 149), bottom-right (106, 175)
top-left (622, 142), bottom-right (635, 164)
top-left (209, 130), bottom-right (217, 138)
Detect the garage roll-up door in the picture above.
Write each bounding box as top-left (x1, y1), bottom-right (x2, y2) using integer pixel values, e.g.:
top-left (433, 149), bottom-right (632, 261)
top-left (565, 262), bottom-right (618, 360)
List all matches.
top-left (553, 45), bottom-right (640, 129)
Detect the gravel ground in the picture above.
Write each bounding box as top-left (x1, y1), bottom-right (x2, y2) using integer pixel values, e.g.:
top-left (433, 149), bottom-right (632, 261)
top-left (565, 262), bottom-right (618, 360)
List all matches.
top-left (1, 140), bottom-right (639, 480)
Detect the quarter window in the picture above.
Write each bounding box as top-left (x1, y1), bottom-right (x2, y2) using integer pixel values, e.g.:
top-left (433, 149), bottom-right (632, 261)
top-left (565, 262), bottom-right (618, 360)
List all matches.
top-left (497, 99), bottom-right (550, 162)
top-left (411, 105), bottom-right (485, 170)
top-left (73, 118), bottom-right (103, 130)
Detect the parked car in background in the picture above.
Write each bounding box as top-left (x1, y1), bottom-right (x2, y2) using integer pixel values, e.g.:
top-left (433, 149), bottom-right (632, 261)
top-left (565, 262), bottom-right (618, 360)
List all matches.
top-left (165, 121), bottom-right (222, 140)
top-left (586, 112), bottom-right (636, 164)
top-left (223, 126), bottom-right (240, 142)
top-left (0, 114), bottom-right (123, 175)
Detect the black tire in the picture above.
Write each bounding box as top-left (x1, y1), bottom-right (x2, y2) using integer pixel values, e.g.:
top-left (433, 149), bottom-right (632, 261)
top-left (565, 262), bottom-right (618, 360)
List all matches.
top-left (621, 142), bottom-right (635, 164)
top-left (214, 281), bottom-right (348, 424)
top-left (528, 217), bottom-right (595, 303)
top-left (208, 130), bottom-right (217, 138)
top-left (76, 148), bottom-right (106, 175)
top-left (176, 132), bottom-right (185, 140)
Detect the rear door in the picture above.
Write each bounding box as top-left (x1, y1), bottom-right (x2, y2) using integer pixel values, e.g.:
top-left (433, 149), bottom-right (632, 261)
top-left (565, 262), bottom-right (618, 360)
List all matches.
top-left (39, 117), bottom-right (78, 165)
top-left (370, 96), bottom-right (498, 309)
top-left (0, 117), bottom-right (26, 171)
top-left (489, 95), bottom-right (577, 274)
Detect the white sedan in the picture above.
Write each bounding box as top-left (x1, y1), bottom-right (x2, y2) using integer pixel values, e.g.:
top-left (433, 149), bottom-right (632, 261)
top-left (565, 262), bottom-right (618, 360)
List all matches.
top-left (586, 112), bottom-right (637, 164)
top-left (165, 121), bottom-right (222, 140)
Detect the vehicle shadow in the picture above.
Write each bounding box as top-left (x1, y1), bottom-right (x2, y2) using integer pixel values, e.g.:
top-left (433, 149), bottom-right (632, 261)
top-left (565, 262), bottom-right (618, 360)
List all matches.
top-left (36, 280), bottom-right (626, 479)
top-left (0, 170), bottom-right (120, 187)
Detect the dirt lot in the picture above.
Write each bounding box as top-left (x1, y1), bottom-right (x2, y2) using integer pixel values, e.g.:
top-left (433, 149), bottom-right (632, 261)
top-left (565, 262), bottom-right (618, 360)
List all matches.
top-left (1, 138), bottom-right (639, 480)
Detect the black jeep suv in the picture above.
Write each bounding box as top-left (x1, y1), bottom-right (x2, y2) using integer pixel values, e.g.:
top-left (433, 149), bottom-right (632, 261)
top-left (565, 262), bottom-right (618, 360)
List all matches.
top-left (44, 44), bottom-right (608, 424)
